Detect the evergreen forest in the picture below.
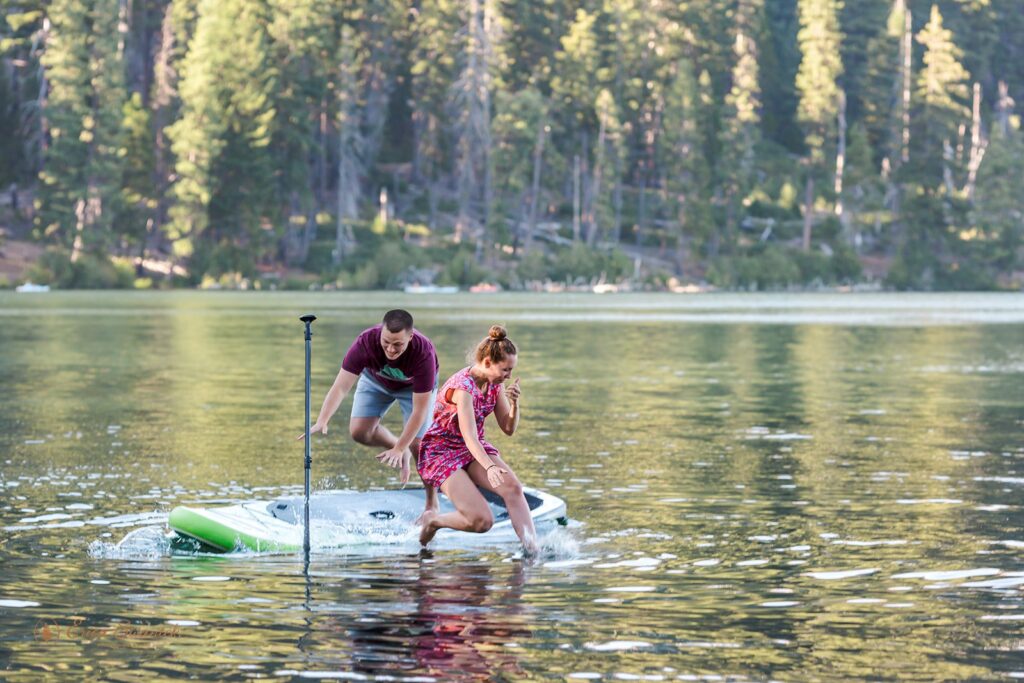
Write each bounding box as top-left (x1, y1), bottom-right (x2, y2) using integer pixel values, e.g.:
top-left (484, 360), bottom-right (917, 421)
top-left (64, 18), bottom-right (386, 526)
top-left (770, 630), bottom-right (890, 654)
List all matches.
top-left (1, 0), bottom-right (1022, 290)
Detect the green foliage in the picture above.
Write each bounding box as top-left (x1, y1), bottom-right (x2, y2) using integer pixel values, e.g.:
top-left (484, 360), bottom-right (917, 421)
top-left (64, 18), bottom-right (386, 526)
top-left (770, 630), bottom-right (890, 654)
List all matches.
top-left (9, 0), bottom-right (1024, 291)
top-left (916, 6), bottom-right (970, 119)
top-left (796, 0), bottom-right (843, 156)
top-left (335, 239), bottom-right (430, 289)
top-left (36, 0), bottom-right (127, 254)
top-left (437, 249), bottom-right (489, 287)
top-left (166, 0), bottom-right (278, 257)
top-left (186, 241), bottom-right (257, 282)
top-left (0, 64), bottom-right (24, 188)
top-left (709, 243), bottom-right (862, 289)
top-left (546, 244), bottom-right (632, 283)
top-left (25, 249), bottom-right (134, 289)
top-left (972, 122), bottom-right (1024, 274)
top-left (116, 92), bottom-right (156, 249)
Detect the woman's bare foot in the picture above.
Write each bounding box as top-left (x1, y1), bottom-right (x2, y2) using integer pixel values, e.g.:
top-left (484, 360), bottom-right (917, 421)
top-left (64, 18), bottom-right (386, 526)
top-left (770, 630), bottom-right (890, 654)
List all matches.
top-left (414, 505), bottom-right (439, 527)
top-left (522, 532), bottom-right (540, 558)
top-left (418, 510), bottom-right (439, 546)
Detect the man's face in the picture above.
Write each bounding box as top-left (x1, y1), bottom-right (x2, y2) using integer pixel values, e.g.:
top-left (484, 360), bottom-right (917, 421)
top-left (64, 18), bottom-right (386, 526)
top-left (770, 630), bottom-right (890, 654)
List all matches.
top-left (381, 328), bottom-right (413, 361)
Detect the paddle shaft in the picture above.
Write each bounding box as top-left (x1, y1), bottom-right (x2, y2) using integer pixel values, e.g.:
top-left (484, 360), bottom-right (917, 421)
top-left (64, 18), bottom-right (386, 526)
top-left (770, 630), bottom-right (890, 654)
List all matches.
top-left (300, 314), bottom-right (317, 555)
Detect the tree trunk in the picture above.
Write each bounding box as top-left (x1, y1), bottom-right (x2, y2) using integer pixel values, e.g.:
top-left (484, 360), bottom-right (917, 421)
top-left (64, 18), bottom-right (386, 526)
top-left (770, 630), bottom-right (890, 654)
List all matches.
top-left (965, 82), bottom-right (986, 201)
top-left (996, 80), bottom-right (1012, 136)
top-left (572, 154), bottom-right (581, 243)
top-left (586, 114), bottom-right (607, 246)
top-left (612, 161), bottom-right (623, 244)
top-left (151, 4), bottom-right (175, 254)
top-left (524, 115), bottom-right (546, 253)
top-left (802, 174), bottom-right (814, 252)
top-left (637, 171), bottom-right (648, 245)
top-left (834, 89), bottom-right (848, 240)
top-left (900, 6), bottom-right (912, 164)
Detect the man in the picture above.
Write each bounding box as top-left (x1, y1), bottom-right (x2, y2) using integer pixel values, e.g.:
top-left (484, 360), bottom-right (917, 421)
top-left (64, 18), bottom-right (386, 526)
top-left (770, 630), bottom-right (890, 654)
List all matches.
top-left (304, 309), bottom-right (439, 518)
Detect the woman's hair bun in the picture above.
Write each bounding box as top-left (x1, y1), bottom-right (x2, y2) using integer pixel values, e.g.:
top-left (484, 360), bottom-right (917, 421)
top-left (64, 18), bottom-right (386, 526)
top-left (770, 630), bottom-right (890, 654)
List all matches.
top-left (488, 325), bottom-right (507, 341)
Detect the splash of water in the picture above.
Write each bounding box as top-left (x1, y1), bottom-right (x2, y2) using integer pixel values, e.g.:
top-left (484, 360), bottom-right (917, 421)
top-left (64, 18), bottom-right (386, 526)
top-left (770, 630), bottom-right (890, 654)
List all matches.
top-left (88, 525), bottom-right (175, 559)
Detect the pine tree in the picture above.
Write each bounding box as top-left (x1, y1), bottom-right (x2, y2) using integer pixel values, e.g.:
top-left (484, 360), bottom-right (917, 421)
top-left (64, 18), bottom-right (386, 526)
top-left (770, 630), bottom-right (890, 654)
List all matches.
top-left (408, 0), bottom-right (462, 229)
top-left (166, 0), bottom-right (277, 271)
top-left (860, 0), bottom-right (902, 169)
top-left (37, 0), bottom-right (127, 260)
top-left (0, 58), bottom-right (23, 190)
top-left (451, 0), bottom-right (501, 246)
top-left (661, 58), bottom-right (713, 274)
top-left (498, 0), bottom-right (569, 93)
top-left (838, 0), bottom-right (889, 124)
top-left (267, 0), bottom-right (344, 265)
top-left (550, 8), bottom-right (600, 133)
top-left (1, 1), bottom-right (48, 185)
top-left (491, 86), bottom-right (547, 249)
top-left (719, 0), bottom-right (763, 249)
top-left (795, 0), bottom-right (843, 251)
top-left (760, 0), bottom-right (803, 151)
top-left (116, 92), bottom-right (156, 252)
top-left (334, 22), bottom-right (365, 265)
top-left (914, 2), bottom-right (970, 184)
top-left (972, 119), bottom-right (1024, 278)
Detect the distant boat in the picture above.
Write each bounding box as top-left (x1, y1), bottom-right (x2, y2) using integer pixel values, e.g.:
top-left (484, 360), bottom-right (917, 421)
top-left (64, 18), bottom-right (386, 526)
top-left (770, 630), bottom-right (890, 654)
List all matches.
top-left (15, 282), bottom-right (50, 293)
top-left (403, 284), bottom-right (458, 294)
top-left (469, 282), bottom-right (500, 293)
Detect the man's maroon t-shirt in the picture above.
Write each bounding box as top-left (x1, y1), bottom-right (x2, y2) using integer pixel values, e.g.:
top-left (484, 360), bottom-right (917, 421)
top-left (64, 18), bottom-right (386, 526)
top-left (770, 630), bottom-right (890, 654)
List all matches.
top-left (341, 325), bottom-right (439, 393)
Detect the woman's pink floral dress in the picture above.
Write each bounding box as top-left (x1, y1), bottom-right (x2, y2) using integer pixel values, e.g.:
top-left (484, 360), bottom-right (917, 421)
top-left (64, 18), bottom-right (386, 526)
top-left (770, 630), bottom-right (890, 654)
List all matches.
top-left (417, 367), bottom-right (502, 488)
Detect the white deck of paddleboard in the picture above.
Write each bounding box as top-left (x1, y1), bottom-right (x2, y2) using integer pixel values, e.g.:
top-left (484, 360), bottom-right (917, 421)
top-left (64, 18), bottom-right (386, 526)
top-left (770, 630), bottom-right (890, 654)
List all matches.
top-left (171, 485), bottom-right (566, 551)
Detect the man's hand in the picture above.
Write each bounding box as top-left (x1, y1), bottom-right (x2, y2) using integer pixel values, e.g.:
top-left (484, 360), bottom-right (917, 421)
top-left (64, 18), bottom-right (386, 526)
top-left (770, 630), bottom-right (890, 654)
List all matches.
top-left (297, 419), bottom-right (328, 441)
top-left (378, 446), bottom-right (405, 473)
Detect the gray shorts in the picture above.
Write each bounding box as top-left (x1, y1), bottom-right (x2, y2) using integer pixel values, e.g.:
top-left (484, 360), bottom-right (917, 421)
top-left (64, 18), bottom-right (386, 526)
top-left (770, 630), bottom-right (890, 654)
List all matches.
top-left (350, 370), bottom-right (437, 439)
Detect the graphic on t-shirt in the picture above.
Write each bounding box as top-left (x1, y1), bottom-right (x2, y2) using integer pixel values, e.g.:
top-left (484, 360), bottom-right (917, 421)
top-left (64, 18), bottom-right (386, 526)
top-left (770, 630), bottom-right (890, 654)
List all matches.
top-left (379, 365), bottom-right (410, 381)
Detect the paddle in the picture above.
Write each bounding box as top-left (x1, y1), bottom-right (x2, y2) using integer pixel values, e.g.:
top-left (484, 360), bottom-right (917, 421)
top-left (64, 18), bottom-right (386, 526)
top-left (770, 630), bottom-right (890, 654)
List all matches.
top-left (299, 314), bottom-right (317, 556)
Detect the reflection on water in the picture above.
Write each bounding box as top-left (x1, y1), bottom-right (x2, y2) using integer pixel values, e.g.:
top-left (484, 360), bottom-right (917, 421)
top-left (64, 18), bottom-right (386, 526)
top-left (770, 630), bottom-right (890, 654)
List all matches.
top-left (1, 292), bottom-right (1023, 680)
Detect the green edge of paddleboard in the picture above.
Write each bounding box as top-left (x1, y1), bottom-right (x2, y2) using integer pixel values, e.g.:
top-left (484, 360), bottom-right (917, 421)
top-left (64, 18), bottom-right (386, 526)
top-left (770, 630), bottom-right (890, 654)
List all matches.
top-left (168, 506), bottom-right (300, 553)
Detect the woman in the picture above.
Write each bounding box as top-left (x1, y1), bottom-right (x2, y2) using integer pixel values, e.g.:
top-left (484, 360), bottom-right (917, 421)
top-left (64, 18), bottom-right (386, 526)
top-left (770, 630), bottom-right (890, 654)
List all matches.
top-left (416, 325), bottom-right (538, 555)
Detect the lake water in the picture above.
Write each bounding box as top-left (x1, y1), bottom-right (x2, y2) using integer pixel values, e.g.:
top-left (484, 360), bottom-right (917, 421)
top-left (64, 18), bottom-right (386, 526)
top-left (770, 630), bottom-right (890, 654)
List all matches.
top-left (1, 291), bottom-right (1023, 681)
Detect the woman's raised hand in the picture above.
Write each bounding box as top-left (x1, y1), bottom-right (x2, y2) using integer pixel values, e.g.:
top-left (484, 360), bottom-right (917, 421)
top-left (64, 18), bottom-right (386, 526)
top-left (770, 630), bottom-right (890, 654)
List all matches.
top-left (505, 377), bottom-right (521, 403)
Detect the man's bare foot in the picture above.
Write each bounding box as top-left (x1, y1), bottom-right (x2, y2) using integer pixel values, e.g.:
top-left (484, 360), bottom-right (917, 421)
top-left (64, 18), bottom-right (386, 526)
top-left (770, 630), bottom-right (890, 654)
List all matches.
top-left (418, 510), bottom-right (439, 546)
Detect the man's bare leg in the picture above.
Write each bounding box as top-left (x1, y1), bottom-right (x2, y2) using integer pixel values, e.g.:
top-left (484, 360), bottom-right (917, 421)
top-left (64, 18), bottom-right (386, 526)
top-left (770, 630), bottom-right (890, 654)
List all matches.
top-left (350, 417), bottom-right (412, 480)
top-left (351, 418), bottom-right (436, 508)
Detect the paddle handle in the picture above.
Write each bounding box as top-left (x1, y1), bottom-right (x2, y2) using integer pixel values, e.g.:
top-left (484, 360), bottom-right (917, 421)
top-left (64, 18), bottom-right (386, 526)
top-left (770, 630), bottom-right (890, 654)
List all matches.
top-left (300, 314), bottom-right (316, 555)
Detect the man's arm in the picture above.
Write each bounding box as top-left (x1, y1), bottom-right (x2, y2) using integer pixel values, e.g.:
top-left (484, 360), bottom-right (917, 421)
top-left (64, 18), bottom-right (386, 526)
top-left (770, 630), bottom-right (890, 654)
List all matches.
top-left (399, 391), bottom-right (434, 451)
top-left (299, 367), bottom-right (359, 439)
top-left (375, 390), bottom-right (433, 464)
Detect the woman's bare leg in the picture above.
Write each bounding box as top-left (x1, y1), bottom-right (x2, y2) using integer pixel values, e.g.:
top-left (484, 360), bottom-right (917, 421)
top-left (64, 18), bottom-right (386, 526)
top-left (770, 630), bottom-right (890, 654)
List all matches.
top-left (419, 470), bottom-right (494, 546)
top-left (467, 457), bottom-right (538, 554)
top-left (411, 438), bottom-right (439, 524)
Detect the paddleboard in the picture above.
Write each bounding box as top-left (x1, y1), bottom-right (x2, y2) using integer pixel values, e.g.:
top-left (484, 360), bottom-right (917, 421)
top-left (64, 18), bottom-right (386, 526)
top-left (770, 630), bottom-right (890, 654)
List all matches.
top-left (168, 485), bottom-right (567, 553)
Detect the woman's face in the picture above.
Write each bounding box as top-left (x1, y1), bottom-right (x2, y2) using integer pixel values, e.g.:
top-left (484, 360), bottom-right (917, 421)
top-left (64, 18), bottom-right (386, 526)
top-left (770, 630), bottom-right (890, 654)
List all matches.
top-left (482, 354), bottom-right (517, 383)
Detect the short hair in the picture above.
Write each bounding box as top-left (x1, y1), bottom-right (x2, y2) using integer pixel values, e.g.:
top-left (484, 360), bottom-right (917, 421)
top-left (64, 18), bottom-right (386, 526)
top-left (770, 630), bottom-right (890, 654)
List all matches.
top-left (382, 309), bottom-right (414, 333)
